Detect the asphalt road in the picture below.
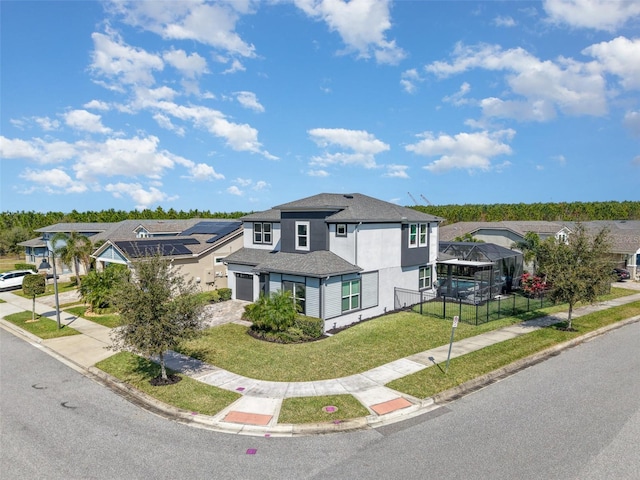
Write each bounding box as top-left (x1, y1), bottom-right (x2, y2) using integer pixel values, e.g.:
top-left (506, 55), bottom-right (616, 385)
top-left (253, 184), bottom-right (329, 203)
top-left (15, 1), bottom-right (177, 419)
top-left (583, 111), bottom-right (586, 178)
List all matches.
top-left (1, 321), bottom-right (639, 480)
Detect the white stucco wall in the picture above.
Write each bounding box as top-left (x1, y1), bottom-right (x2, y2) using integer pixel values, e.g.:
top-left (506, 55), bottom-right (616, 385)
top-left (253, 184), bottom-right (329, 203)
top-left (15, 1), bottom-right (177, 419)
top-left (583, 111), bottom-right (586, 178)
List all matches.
top-left (243, 222), bottom-right (281, 250)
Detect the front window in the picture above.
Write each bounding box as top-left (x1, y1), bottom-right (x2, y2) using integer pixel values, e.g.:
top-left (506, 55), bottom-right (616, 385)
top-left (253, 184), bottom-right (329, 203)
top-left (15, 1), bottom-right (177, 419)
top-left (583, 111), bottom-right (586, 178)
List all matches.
top-left (283, 281), bottom-right (306, 313)
top-left (419, 265), bottom-right (432, 290)
top-left (253, 222), bottom-right (272, 244)
top-left (419, 223), bottom-right (428, 246)
top-left (409, 224), bottom-right (418, 247)
top-left (336, 224), bottom-right (347, 237)
top-left (296, 221), bottom-right (309, 250)
top-left (342, 279), bottom-right (360, 312)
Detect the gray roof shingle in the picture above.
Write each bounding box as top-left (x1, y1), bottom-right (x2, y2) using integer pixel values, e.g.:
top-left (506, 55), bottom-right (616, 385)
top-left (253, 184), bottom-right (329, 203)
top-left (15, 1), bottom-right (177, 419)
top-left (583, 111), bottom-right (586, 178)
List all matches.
top-left (224, 248), bottom-right (361, 277)
top-left (243, 193), bottom-right (443, 223)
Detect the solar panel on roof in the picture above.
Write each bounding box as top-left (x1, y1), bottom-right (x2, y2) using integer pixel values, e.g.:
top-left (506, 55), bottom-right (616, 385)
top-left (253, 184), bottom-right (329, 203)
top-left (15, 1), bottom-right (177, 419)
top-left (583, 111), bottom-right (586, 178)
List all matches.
top-left (178, 220), bottom-right (241, 240)
top-left (116, 238), bottom-right (199, 258)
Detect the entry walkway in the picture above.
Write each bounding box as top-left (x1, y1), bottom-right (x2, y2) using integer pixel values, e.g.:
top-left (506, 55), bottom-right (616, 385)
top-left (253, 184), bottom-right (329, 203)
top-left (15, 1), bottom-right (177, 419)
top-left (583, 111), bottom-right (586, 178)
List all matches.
top-left (2, 286), bottom-right (640, 435)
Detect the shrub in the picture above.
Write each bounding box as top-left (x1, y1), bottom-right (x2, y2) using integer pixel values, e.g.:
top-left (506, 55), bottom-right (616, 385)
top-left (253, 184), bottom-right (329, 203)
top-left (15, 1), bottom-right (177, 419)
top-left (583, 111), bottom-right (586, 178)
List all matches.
top-left (521, 272), bottom-right (547, 298)
top-left (80, 264), bottom-right (129, 311)
top-left (218, 288), bottom-right (232, 301)
top-left (293, 315), bottom-right (324, 338)
top-left (15, 263), bottom-right (37, 272)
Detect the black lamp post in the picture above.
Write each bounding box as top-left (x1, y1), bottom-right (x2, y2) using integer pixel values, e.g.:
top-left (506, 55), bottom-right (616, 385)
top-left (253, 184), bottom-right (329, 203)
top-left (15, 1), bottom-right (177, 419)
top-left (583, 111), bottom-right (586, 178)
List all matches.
top-left (38, 250), bottom-right (61, 330)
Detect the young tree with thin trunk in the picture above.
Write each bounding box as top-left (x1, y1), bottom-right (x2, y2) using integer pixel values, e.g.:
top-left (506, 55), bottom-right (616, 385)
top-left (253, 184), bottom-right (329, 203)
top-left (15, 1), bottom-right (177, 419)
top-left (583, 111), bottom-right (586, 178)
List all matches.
top-left (537, 224), bottom-right (612, 330)
top-left (109, 253), bottom-right (205, 383)
top-left (22, 274), bottom-right (46, 322)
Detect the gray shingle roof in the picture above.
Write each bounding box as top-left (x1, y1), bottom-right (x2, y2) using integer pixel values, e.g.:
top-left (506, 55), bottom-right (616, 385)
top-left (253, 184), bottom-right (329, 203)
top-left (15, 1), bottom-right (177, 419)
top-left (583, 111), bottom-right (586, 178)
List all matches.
top-left (243, 193), bottom-right (443, 223)
top-left (224, 248), bottom-right (361, 277)
top-left (440, 220), bottom-right (640, 254)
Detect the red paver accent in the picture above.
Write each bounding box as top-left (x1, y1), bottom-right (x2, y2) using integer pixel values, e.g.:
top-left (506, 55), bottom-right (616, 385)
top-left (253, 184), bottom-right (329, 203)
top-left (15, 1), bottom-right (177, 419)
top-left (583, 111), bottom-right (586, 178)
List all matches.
top-left (224, 411), bottom-right (273, 426)
top-left (370, 397), bottom-right (413, 415)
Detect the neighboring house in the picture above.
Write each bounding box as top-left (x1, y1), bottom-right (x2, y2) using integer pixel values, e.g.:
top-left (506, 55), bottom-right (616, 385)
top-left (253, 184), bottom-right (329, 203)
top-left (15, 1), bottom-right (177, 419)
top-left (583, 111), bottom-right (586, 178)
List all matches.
top-left (20, 219), bottom-right (243, 290)
top-left (439, 220), bottom-right (640, 280)
top-left (224, 193), bottom-right (443, 330)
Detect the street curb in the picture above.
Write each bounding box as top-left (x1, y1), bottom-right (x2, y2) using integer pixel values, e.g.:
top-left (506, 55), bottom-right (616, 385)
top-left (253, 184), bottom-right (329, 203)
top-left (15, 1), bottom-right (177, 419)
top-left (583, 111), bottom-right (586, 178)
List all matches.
top-left (430, 314), bottom-right (640, 406)
top-left (3, 313), bottom-right (640, 437)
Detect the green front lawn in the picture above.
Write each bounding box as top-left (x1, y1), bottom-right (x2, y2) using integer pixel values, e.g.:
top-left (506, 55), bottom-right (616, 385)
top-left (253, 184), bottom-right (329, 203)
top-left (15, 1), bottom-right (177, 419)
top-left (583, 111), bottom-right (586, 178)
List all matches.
top-left (179, 288), bottom-right (638, 383)
top-left (65, 306), bottom-right (120, 328)
top-left (3, 311), bottom-right (80, 339)
top-left (13, 279), bottom-right (79, 299)
top-left (96, 352), bottom-right (240, 416)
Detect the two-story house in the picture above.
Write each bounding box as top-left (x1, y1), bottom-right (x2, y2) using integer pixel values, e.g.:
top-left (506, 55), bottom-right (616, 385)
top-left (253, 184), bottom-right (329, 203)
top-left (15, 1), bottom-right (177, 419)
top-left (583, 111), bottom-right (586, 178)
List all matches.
top-left (224, 193), bottom-right (443, 330)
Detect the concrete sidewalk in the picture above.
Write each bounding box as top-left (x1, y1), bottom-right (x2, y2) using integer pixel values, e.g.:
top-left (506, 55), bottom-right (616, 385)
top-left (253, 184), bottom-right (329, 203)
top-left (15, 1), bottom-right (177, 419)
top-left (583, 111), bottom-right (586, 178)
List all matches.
top-left (2, 286), bottom-right (640, 436)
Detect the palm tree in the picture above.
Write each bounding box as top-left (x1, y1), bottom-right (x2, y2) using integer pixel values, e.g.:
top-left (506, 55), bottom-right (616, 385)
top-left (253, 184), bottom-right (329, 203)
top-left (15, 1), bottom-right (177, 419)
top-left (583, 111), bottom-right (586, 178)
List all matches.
top-left (52, 231), bottom-right (93, 287)
top-left (511, 231), bottom-right (541, 273)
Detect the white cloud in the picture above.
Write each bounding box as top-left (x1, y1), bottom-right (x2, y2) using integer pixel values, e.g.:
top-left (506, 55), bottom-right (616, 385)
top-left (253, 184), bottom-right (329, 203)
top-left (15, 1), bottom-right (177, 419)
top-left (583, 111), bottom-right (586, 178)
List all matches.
top-left (0, 136), bottom-right (76, 164)
top-left (83, 100), bottom-right (110, 111)
top-left (105, 182), bottom-right (175, 210)
top-left (623, 111), bottom-right (640, 137)
top-left (19, 168), bottom-right (88, 194)
top-left (551, 154), bottom-right (567, 165)
top-left (308, 169), bottom-right (330, 177)
top-left (234, 177), bottom-right (253, 187)
top-left (543, 0), bottom-right (640, 32)
top-left (72, 136), bottom-right (176, 181)
top-left (0, 136), bottom-right (41, 159)
top-left (148, 101), bottom-right (276, 158)
top-left (583, 36), bottom-right (640, 90)
top-left (494, 15), bottom-right (516, 27)
top-left (443, 82), bottom-right (472, 106)
top-left (34, 116), bottom-right (60, 131)
top-left (222, 58), bottom-right (246, 74)
top-left (400, 68), bottom-right (423, 94)
top-left (294, 0), bottom-right (405, 65)
top-left (406, 129), bottom-right (515, 173)
top-left (152, 113), bottom-right (186, 136)
top-left (182, 162), bottom-right (224, 181)
top-left (426, 43), bottom-right (608, 120)
top-left (108, 0), bottom-right (256, 57)
top-left (383, 164), bottom-right (409, 178)
top-left (235, 91), bottom-right (265, 112)
top-left (253, 180), bottom-right (268, 190)
top-left (163, 48), bottom-right (208, 78)
top-left (308, 127), bottom-right (390, 168)
top-left (90, 31), bottom-right (164, 87)
top-left (227, 185), bottom-right (243, 196)
top-left (64, 109), bottom-right (112, 134)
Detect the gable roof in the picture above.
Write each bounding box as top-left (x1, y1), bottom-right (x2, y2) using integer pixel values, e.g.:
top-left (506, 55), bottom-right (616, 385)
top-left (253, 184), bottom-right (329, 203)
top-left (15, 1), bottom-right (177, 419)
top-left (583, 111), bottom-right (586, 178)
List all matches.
top-left (243, 193), bottom-right (443, 223)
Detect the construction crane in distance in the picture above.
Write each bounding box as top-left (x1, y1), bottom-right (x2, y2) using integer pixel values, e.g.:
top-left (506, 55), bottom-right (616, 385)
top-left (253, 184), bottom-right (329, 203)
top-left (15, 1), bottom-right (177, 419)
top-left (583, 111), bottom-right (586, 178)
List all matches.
top-left (408, 192), bottom-right (432, 206)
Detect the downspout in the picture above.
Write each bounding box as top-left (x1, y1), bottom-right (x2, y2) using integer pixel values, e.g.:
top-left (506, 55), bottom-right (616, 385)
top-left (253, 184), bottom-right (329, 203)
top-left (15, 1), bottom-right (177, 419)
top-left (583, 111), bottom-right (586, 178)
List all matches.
top-left (354, 222), bottom-right (362, 265)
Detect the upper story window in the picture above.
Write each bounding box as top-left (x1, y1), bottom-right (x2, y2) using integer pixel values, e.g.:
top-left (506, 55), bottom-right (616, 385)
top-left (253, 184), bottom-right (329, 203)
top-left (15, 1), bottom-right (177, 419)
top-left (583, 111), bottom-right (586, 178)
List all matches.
top-left (253, 222), bottom-right (272, 244)
top-left (557, 232), bottom-right (568, 244)
top-left (409, 223), bottom-right (429, 248)
top-left (296, 221), bottom-right (309, 250)
top-left (336, 223), bottom-right (347, 237)
top-left (136, 227), bottom-right (149, 238)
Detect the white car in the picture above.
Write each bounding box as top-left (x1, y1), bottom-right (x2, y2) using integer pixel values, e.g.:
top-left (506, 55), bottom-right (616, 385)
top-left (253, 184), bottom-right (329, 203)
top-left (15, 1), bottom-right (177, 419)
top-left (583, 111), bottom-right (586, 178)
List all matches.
top-left (0, 270), bottom-right (34, 291)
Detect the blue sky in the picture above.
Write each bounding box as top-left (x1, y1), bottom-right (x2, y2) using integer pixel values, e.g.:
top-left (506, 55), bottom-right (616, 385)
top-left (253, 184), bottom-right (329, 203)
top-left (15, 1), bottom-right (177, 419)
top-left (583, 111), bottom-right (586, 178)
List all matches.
top-left (1, 0), bottom-right (639, 213)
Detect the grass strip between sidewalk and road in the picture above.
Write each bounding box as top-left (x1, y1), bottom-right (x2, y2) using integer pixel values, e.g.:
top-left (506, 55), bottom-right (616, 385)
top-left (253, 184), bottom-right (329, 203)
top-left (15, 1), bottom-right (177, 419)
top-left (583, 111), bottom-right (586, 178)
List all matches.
top-left (387, 301), bottom-right (640, 398)
top-left (279, 395), bottom-right (370, 424)
top-left (96, 352), bottom-right (241, 416)
top-left (3, 311), bottom-right (80, 339)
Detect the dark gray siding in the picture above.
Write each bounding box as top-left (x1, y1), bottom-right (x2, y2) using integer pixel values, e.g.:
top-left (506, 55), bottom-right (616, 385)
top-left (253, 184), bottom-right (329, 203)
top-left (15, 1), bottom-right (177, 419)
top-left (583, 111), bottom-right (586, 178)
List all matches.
top-left (401, 222), bottom-right (431, 267)
top-left (279, 211), bottom-right (333, 253)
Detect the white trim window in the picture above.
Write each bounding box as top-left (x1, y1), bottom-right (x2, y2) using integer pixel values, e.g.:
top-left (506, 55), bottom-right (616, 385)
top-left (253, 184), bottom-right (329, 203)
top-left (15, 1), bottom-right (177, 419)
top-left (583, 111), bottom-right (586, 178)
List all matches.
top-left (336, 223), bottom-right (347, 237)
top-left (253, 222), bottom-right (272, 244)
top-left (409, 223), bottom-right (429, 248)
top-left (296, 221), bottom-right (310, 251)
top-left (419, 265), bottom-right (432, 290)
top-left (342, 279), bottom-right (360, 312)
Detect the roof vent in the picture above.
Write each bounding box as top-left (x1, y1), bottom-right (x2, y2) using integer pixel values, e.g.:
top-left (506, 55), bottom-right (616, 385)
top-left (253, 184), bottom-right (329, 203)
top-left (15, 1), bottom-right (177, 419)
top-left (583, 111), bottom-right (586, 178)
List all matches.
top-left (343, 194), bottom-right (354, 199)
